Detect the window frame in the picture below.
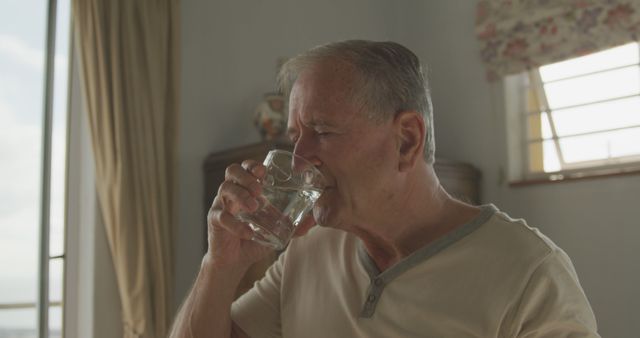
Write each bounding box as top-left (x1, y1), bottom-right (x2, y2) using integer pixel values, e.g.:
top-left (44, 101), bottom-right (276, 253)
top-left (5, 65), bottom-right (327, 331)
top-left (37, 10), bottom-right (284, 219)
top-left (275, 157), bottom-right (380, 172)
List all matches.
top-left (0, 0), bottom-right (71, 336)
top-left (505, 44), bottom-right (640, 186)
top-left (0, 1), bottom-right (123, 336)
top-left (39, 1), bottom-right (73, 336)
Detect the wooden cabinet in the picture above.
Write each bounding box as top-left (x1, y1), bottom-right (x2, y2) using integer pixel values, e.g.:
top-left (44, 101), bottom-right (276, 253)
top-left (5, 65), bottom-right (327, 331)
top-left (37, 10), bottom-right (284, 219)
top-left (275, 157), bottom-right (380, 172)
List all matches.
top-left (202, 142), bottom-right (481, 297)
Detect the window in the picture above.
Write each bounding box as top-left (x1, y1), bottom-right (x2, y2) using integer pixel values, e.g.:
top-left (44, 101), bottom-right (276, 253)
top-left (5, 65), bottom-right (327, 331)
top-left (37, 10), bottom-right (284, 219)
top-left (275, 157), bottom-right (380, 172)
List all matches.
top-left (0, 0), bottom-right (71, 337)
top-left (506, 42), bottom-right (640, 183)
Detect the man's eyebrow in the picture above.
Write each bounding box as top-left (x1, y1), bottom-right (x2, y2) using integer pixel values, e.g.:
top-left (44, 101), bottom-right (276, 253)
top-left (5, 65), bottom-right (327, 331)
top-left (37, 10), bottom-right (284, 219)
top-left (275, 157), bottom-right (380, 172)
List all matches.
top-left (308, 118), bottom-right (335, 128)
top-left (287, 119), bottom-right (337, 138)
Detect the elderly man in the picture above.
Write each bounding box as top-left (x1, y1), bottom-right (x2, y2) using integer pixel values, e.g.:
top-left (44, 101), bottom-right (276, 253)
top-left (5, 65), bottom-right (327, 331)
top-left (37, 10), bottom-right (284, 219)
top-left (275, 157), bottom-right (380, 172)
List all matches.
top-left (171, 40), bottom-right (599, 337)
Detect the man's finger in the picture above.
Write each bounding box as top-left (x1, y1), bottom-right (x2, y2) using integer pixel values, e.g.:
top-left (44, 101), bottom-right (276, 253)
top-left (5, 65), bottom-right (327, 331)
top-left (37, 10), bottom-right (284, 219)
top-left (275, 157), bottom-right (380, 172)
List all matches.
top-left (225, 163), bottom-right (262, 197)
top-left (217, 211), bottom-right (255, 240)
top-left (217, 181), bottom-right (258, 214)
top-left (208, 202), bottom-right (255, 240)
top-left (242, 160), bottom-right (266, 179)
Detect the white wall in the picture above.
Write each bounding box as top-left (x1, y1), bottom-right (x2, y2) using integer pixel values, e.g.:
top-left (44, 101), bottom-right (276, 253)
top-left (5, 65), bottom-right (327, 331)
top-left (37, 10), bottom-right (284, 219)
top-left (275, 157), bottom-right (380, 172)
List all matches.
top-left (394, 2), bottom-right (640, 337)
top-left (178, 1), bottom-right (639, 337)
top-left (177, 0), bottom-right (397, 307)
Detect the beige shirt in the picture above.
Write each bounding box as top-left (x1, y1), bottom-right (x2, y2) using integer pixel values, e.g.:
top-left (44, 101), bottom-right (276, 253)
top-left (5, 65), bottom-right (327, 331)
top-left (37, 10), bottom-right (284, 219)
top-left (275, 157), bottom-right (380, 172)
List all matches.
top-left (231, 205), bottom-right (599, 337)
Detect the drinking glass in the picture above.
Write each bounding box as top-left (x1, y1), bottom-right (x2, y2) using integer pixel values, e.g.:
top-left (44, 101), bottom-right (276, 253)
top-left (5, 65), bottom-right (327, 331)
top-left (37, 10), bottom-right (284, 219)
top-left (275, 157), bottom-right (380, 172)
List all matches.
top-left (236, 150), bottom-right (325, 250)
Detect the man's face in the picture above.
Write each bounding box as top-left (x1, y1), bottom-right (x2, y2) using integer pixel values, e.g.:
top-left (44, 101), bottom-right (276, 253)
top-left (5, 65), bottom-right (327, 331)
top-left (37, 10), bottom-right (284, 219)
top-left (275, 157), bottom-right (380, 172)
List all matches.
top-left (287, 61), bottom-right (400, 230)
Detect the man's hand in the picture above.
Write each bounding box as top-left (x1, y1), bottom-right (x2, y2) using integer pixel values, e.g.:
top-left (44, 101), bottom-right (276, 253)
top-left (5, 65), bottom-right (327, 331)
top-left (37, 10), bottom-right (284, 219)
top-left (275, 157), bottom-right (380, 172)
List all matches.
top-left (206, 160), bottom-right (272, 271)
top-left (170, 160), bottom-right (272, 338)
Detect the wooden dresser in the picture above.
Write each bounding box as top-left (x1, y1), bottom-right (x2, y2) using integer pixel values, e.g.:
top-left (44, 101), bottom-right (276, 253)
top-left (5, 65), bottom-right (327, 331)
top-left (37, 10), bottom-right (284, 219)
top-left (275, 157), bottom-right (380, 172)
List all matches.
top-left (202, 141), bottom-right (481, 297)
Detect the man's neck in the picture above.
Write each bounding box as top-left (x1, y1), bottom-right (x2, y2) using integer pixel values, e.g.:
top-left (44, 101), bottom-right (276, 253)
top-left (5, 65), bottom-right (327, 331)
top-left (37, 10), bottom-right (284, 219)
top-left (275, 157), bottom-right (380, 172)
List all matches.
top-left (353, 166), bottom-right (481, 272)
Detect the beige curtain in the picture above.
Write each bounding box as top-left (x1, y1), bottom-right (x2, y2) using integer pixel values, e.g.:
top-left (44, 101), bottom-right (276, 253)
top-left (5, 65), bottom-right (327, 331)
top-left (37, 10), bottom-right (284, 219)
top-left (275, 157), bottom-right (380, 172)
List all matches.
top-left (476, 0), bottom-right (640, 80)
top-left (72, 0), bottom-right (179, 337)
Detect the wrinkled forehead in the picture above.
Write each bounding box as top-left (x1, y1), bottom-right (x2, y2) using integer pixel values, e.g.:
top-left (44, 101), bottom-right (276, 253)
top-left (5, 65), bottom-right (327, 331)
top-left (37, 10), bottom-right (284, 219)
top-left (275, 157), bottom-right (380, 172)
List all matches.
top-left (287, 61), bottom-right (363, 128)
top-left (290, 59), bottom-right (362, 109)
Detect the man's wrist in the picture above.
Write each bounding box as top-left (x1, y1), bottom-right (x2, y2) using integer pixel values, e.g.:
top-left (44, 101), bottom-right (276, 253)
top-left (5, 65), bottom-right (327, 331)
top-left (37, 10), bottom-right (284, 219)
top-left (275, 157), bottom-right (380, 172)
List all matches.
top-left (201, 253), bottom-right (250, 285)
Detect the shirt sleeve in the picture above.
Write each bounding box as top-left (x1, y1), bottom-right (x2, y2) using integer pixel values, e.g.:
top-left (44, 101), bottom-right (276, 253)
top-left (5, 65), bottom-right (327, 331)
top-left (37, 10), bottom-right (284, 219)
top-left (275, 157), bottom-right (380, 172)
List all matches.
top-left (231, 252), bottom-right (285, 338)
top-left (505, 248), bottom-right (600, 338)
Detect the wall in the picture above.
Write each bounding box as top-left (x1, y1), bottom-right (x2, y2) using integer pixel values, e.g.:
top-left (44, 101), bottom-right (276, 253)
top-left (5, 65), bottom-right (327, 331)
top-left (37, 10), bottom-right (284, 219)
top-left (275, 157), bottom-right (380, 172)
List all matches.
top-left (177, 0), bottom-right (397, 307)
top-left (394, 2), bottom-right (640, 337)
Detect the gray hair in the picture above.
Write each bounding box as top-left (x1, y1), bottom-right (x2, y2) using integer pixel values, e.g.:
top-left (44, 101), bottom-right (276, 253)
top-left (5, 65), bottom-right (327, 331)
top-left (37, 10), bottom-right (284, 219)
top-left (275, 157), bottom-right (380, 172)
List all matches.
top-left (277, 40), bottom-right (435, 163)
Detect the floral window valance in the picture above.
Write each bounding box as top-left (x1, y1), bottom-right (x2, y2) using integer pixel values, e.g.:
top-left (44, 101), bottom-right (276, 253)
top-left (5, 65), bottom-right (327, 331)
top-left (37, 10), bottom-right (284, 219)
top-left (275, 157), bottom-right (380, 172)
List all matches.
top-left (476, 0), bottom-right (640, 81)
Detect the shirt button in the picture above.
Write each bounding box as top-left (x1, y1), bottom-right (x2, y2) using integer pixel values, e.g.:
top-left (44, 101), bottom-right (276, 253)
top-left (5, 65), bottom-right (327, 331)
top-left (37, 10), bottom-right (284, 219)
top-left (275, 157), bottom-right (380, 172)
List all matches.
top-left (367, 294), bottom-right (376, 302)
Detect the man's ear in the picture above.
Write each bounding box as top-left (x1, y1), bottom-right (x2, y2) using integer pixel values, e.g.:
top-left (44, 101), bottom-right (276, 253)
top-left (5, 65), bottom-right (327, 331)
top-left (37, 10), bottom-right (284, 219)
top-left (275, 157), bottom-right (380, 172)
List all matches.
top-left (394, 111), bottom-right (425, 172)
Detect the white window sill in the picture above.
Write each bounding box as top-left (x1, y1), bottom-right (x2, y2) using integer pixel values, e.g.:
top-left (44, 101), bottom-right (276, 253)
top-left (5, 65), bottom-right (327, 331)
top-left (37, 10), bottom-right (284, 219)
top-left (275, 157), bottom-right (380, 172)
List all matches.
top-left (509, 166), bottom-right (640, 187)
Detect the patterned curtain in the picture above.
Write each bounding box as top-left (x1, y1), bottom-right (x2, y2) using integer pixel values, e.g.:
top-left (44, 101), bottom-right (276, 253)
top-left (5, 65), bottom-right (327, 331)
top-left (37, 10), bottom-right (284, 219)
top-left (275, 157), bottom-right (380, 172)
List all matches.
top-left (476, 0), bottom-right (640, 81)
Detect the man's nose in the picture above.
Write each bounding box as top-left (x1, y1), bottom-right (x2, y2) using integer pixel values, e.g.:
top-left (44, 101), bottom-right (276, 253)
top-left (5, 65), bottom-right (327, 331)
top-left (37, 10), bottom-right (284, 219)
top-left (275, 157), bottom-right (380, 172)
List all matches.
top-left (292, 134), bottom-right (322, 171)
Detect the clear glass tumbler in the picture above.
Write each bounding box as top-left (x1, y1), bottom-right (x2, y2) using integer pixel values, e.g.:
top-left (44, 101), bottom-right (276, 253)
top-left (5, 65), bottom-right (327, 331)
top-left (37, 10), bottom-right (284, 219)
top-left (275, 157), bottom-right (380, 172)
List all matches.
top-left (236, 150), bottom-right (325, 250)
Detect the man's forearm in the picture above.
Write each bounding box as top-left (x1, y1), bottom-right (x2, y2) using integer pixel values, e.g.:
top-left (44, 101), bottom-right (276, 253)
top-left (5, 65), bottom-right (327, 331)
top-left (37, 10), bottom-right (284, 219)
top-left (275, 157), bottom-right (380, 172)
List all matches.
top-left (170, 254), bottom-right (248, 338)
